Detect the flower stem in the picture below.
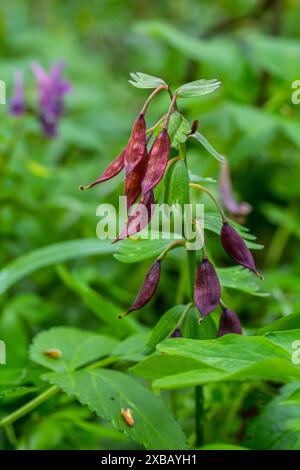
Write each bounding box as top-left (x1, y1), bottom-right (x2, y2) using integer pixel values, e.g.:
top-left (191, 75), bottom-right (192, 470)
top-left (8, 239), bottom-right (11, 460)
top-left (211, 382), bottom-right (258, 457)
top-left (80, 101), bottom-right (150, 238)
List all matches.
top-left (141, 85), bottom-right (168, 115)
top-left (189, 182), bottom-right (227, 222)
top-left (0, 385), bottom-right (59, 430)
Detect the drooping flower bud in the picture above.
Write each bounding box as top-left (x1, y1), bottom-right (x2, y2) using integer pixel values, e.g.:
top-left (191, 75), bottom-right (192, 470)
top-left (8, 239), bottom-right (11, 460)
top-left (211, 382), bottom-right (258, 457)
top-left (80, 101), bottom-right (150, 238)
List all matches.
top-left (194, 257), bottom-right (221, 317)
top-left (124, 148), bottom-right (148, 209)
top-left (115, 190), bottom-right (154, 242)
top-left (142, 129), bottom-right (170, 195)
top-left (125, 113), bottom-right (147, 174)
top-left (9, 70), bottom-right (25, 117)
top-left (123, 260), bottom-right (161, 315)
top-left (219, 162), bottom-right (251, 221)
top-left (218, 307), bottom-right (242, 336)
top-left (221, 222), bottom-right (260, 276)
top-left (80, 149), bottom-right (125, 190)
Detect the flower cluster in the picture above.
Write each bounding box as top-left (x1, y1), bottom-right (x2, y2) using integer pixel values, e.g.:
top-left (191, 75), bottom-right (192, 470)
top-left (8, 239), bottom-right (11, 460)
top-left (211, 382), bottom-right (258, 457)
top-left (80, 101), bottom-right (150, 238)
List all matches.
top-left (9, 63), bottom-right (71, 138)
top-left (81, 73), bottom-right (262, 337)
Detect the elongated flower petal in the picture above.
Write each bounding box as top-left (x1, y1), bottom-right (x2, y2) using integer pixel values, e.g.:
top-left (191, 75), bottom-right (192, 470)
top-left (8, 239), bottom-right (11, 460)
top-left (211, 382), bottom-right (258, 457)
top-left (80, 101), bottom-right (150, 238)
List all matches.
top-left (194, 257), bottom-right (221, 317)
top-left (125, 260), bottom-right (161, 315)
top-left (9, 70), bottom-right (25, 117)
top-left (115, 190), bottom-right (154, 242)
top-left (219, 163), bottom-right (251, 218)
top-left (221, 222), bottom-right (260, 276)
top-left (125, 148), bottom-right (148, 208)
top-left (80, 150), bottom-right (125, 190)
top-left (125, 113), bottom-right (147, 174)
top-left (142, 129), bottom-right (170, 194)
top-left (218, 307), bottom-right (242, 336)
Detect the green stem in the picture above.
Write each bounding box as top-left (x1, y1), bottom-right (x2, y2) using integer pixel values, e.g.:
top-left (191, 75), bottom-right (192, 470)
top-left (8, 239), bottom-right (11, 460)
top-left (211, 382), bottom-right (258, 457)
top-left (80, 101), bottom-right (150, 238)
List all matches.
top-left (179, 141), bottom-right (204, 448)
top-left (190, 182), bottom-right (227, 222)
top-left (0, 385), bottom-right (59, 429)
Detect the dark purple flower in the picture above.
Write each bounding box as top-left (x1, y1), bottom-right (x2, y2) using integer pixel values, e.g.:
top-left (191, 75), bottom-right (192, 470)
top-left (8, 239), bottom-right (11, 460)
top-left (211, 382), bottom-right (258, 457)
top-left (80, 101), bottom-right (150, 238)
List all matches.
top-left (123, 260), bottom-right (161, 315)
top-left (9, 70), bottom-right (25, 117)
top-left (194, 257), bottom-right (221, 317)
top-left (32, 62), bottom-right (71, 137)
top-left (218, 307), bottom-right (242, 336)
top-left (221, 222), bottom-right (260, 276)
top-left (114, 190), bottom-right (154, 242)
top-left (219, 162), bottom-right (252, 221)
top-left (142, 129), bottom-right (170, 195)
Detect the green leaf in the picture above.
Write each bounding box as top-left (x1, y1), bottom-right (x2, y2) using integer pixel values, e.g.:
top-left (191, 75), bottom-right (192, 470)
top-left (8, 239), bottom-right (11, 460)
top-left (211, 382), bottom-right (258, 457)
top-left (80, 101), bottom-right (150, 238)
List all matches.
top-left (56, 265), bottom-right (139, 337)
top-left (217, 266), bottom-right (269, 297)
top-left (113, 333), bottom-right (149, 362)
top-left (30, 327), bottom-right (118, 372)
top-left (144, 305), bottom-right (186, 355)
top-left (132, 331), bottom-right (300, 389)
top-left (44, 369), bottom-right (187, 450)
top-left (257, 313), bottom-right (300, 336)
top-left (114, 238), bottom-right (174, 264)
top-left (199, 443), bottom-right (248, 450)
top-left (176, 79), bottom-right (221, 98)
top-left (129, 72), bottom-right (167, 89)
top-left (188, 171), bottom-right (217, 184)
top-left (164, 158), bottom-right (190, 206)
top-left (191, 131), bottom-right (226, 163)
top-left (181, 306), bottom-right (217, 339)
top-left (244, 382), bottom-right (300, 450)
top-left (0, 239), bottom-right (115, 296)
top-left (167, 111), bottom-right (191, 148)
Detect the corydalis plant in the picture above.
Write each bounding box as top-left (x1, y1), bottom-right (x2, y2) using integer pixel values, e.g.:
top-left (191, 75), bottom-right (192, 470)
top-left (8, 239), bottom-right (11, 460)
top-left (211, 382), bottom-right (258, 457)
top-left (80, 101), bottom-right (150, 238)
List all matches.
top-left (81, 72), bottom-right (263, 333)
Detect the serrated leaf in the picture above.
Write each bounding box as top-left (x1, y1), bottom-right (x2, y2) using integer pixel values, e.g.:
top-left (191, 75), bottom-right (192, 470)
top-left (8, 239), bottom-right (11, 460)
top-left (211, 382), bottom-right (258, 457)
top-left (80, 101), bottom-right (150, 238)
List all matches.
top-left (176, 78), bottom-right (221, 98)
top-left (0, 239), bottom-right (115, 296)
top-left (191, 131), bottom-right (226, 163)
top-left (167, 111), bottom-right (191, 148)
top-left (144, 305), bottom-right (186, 355)
top-left (30, 327), bottom-right (118, 372)
top-left (129, 72), bottom-right (167, 89)
top-left (43, 369), bottom-right (187, 450)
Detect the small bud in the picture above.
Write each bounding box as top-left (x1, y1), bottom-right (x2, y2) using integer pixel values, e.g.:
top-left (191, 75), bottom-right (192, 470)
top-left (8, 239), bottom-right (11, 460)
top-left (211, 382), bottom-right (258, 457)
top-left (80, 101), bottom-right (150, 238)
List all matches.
top-left (142, 129), bottom-right (170, 194)
top-left (221, 222), bottom-right (261, 277)
top-left (80, 149), bottom-right (125, 190)
top-left (125, 113), bottom-right (147, 175)
top-left (122, 260), bottom-right (161, 316)
top-left (218, 307), bottom-right (242, 336)
top-left (171, 328), bottom-right (182, 338)
top-left (194, 257), bottom-right (221, 317)
top-left (114, 190), bottom-right (154, 242)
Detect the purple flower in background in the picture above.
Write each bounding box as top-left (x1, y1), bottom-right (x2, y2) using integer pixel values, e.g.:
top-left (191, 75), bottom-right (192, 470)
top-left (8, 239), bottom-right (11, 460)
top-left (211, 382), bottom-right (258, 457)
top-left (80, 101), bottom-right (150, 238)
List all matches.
top-left (31, 62), bottom-right (71, 138)
top-left (9, 70), bottom-right (25, 117)
top-left (219, 162), bottom-right (252, 223)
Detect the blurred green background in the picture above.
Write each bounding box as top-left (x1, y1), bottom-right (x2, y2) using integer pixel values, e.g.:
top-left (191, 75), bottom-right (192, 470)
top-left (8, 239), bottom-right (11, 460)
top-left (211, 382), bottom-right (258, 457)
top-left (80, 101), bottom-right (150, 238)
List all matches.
top-left (1, 0), bottom-right (300, 450)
